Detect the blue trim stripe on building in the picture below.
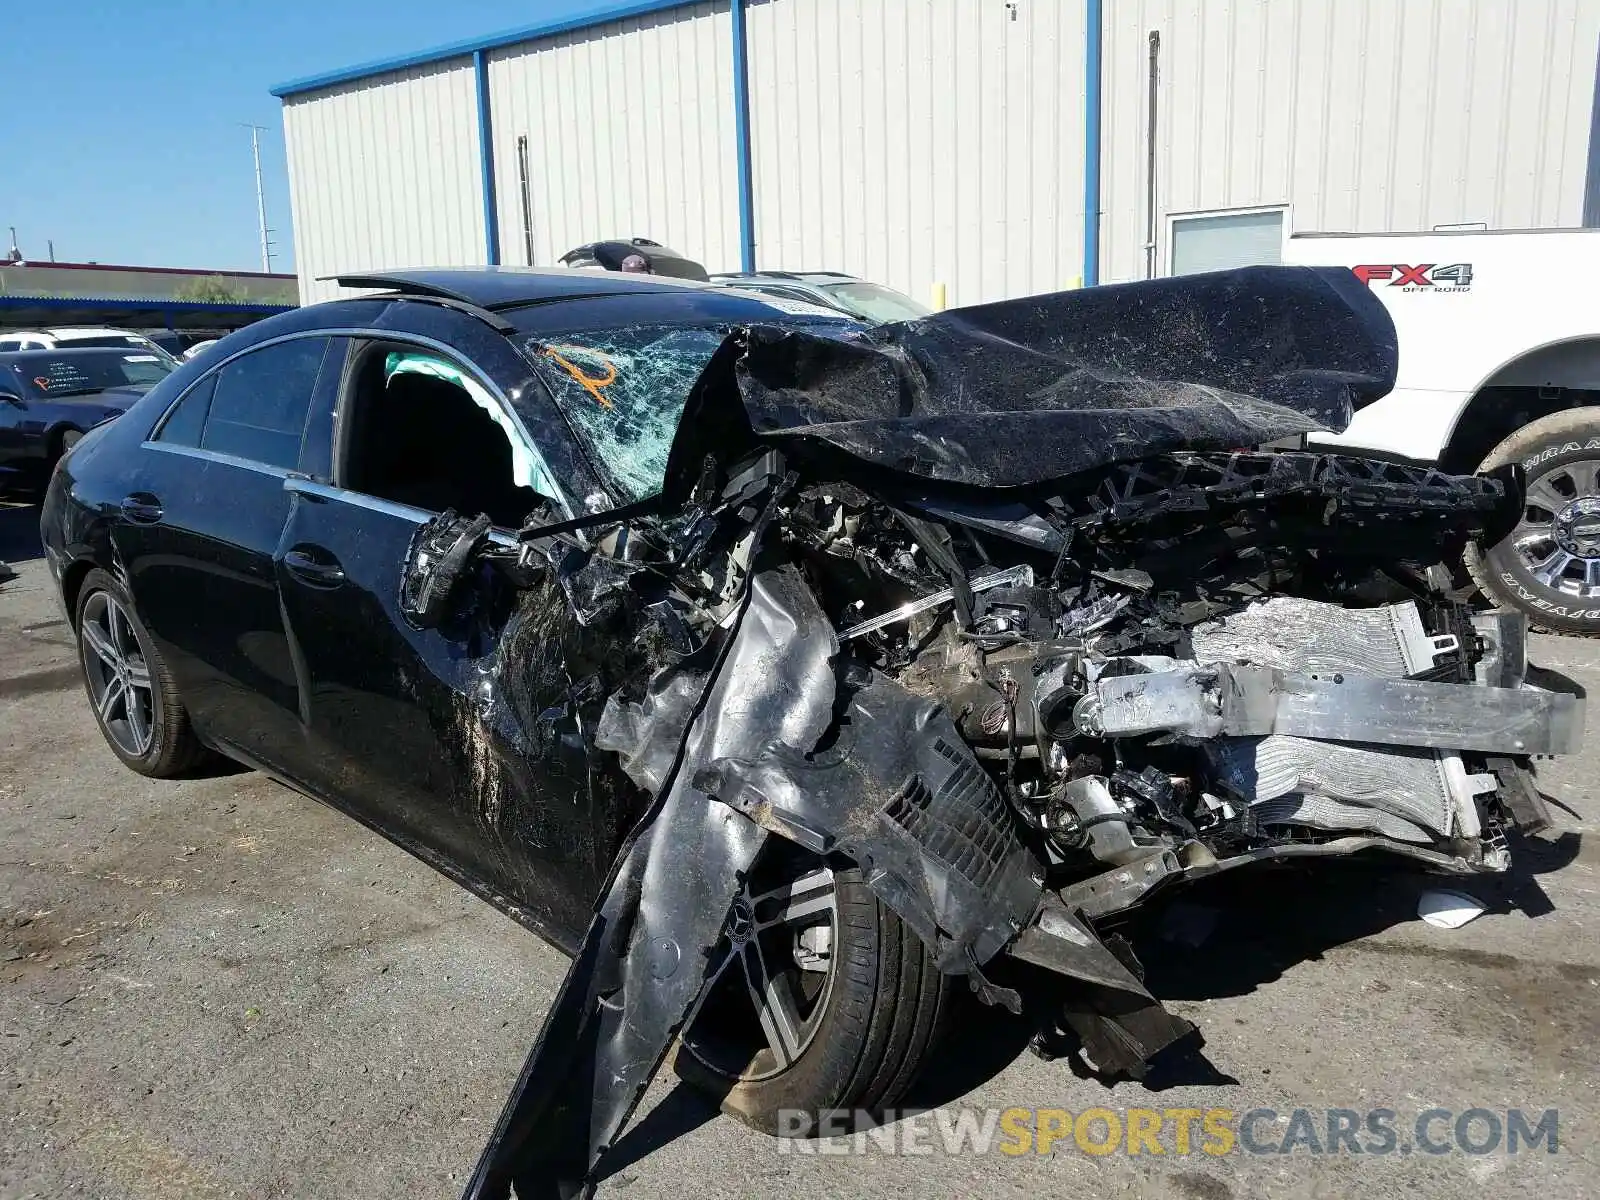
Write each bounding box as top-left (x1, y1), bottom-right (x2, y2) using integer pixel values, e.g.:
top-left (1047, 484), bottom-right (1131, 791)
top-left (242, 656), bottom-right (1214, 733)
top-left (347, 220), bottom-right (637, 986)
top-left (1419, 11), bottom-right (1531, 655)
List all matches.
top-left (474, 50), bottom-right (502, 265)
top-left (730, 0), bottom-right (757, 272)
top-left (270, 0), bottom-right (697, 97)
top-left (1082, 0), bottom-right (1103, 286)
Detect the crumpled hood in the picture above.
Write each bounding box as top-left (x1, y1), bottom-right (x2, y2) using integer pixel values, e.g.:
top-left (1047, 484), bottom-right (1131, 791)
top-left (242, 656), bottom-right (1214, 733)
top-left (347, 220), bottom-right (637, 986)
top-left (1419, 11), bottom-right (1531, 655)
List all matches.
top-left (732, 265), bottom-right (1397, 488)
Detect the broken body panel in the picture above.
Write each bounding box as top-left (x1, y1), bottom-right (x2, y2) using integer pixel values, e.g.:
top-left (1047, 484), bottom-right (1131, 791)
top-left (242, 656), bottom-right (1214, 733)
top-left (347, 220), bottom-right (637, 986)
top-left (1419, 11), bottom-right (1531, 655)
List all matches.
top-left (387, 268), bottom-right (1588, 1198)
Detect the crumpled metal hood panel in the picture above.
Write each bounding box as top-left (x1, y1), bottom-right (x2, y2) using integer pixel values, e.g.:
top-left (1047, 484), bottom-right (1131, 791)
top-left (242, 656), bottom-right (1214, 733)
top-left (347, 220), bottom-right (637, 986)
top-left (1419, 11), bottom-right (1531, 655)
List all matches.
top-left (733, 265), bottom-right (1398, 487)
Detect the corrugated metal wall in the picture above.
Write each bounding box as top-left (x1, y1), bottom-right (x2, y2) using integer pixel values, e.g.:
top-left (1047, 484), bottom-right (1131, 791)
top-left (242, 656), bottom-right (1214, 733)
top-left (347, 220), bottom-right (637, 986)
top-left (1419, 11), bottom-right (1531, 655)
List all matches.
top-left (745, 0), bottom-right (1087, 307)
top-left (283, 60), bottom-right (486, 304)
top-left (1100, 0), bottom-right (1600, 283)
top-left (277, 0), bottom-right (1600, 307)
top-left (485, 3), bottom-right (740, 272)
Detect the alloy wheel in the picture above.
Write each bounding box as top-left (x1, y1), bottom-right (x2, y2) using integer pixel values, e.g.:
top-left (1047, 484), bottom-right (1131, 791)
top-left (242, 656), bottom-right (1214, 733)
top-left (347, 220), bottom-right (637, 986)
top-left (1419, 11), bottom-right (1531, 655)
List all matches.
top-left (1508, 457), bottom-right (1600, 598)
top-left (681, 861), bottom-right (838, 1082)
top-left (80, 591), bottom-right (156, 758)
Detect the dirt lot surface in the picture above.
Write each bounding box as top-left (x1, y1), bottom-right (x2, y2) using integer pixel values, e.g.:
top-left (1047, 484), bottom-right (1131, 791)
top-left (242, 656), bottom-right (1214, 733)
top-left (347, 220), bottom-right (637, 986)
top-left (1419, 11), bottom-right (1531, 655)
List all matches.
top-left (2, 496), bottom-right (1597, 1199)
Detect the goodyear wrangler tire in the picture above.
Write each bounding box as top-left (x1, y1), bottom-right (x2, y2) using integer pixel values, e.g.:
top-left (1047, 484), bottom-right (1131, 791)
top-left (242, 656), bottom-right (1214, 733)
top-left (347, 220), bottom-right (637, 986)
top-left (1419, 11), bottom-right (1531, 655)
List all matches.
top-left (1466, 409), bottom-right (1600, 635)
top-left (674, 848), bottom-right (948, 1136)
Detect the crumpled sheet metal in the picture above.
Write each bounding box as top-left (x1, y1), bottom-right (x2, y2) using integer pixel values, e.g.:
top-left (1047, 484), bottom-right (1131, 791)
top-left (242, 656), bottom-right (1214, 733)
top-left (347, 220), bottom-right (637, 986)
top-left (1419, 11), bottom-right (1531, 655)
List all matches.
top-left (732, 266), bottom-right (1398, 487)
top-left (465, 567), bottom-right (838, 1200)
top-left (593, 670), bottom-right (702, 794)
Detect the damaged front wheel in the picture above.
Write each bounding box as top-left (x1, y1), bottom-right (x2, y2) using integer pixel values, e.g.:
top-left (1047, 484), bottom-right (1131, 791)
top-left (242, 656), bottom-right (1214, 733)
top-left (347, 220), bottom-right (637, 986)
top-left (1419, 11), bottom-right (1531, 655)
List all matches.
top-left (675, 851), bottom-right (949, 1135)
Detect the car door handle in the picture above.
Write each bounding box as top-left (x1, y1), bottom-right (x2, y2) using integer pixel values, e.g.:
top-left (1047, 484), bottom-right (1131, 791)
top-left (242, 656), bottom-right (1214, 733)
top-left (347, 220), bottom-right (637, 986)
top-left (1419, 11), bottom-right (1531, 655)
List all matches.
top-left (119, 493), bottom-right (163, 524)
top-left (283, 547), bottom-right (346, 588)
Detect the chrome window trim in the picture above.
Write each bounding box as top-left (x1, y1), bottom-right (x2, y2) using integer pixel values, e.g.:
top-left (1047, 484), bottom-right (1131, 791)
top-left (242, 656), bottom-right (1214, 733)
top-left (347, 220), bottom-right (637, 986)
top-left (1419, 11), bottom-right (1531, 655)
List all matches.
top-left (149, 325), bottom-right (571, 519)
top-left (283, 475), bottom-right (430, 523)
top-left (140, 440), bottom-right (294, 479)
top-left (282, 476), bottom-right (520, 547)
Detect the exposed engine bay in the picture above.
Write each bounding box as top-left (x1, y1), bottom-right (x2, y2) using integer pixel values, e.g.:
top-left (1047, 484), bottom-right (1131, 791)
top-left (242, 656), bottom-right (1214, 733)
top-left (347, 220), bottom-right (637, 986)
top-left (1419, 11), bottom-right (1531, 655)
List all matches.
top-left (396, 268), bottom-right (1587, 1199)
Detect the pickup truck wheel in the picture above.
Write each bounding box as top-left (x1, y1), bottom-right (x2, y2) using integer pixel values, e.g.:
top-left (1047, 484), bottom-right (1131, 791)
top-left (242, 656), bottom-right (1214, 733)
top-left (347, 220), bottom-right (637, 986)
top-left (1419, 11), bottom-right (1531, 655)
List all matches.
top-left (675, 848), bottom-right (948, 1136)
top-left (1466, 409), bottom-right (1600, 634)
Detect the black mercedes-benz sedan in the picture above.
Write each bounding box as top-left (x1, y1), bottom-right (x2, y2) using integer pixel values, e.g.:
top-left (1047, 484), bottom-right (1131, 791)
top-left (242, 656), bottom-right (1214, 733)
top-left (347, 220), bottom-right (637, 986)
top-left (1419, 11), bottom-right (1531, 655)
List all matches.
top-left (38, 266), bottom-right (1582, 1199)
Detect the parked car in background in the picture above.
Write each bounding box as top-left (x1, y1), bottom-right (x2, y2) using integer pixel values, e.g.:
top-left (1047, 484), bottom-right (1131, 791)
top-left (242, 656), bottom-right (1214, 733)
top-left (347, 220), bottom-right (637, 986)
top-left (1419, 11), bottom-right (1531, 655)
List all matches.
top-left (182, 338), bottom-right (220, 360)
top-left (711, 270), bottom-right (931, 322)
top-left (0, 326), bottom-right (179, 365)
top-left (1285, 228), bottom-right (1600, 632)
top-left (0, 347), bottom-right (174, 484)
top-left (146, 331), bottom-right (220, 360)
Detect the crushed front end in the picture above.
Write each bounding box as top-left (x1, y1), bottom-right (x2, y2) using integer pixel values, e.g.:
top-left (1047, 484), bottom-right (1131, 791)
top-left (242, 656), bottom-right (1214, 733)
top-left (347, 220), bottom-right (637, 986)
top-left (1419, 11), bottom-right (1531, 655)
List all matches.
top-left (455, 267), bottom-right (1585, 1199)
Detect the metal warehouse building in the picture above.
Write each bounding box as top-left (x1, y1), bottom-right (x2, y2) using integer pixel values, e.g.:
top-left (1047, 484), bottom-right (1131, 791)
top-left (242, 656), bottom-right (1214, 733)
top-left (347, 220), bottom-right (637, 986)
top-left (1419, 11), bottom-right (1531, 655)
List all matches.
top-left (274, 0), bottom-right (1600, 306)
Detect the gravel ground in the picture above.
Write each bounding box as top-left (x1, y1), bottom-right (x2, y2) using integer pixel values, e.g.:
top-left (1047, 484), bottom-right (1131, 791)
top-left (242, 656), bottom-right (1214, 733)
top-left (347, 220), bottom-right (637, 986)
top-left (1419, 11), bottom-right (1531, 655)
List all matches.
top-left (1, 496), bottom-right (1597, 1200)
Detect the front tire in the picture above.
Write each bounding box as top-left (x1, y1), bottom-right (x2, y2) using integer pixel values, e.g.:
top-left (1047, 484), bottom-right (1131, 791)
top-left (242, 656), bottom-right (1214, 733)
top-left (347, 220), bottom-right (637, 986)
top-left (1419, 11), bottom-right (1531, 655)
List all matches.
top-left (75, 568), bottom-right (205, 777)
top-left (675, 847), bottom-right (948, 1135)
top-left (1466, 409), bottom-right (1600, 635)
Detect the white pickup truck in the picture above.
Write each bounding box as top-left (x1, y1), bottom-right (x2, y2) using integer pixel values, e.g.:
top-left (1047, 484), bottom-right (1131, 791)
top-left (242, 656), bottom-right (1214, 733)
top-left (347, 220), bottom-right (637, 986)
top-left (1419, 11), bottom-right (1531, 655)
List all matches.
top-left (1285, 229), bottom-right (1600, 633)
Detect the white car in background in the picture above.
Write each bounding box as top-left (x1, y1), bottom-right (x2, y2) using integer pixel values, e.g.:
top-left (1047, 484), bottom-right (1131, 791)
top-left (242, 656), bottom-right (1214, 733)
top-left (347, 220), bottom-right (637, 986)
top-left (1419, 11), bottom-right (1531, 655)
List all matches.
top-left (0, 327), bottom-right (178, 364)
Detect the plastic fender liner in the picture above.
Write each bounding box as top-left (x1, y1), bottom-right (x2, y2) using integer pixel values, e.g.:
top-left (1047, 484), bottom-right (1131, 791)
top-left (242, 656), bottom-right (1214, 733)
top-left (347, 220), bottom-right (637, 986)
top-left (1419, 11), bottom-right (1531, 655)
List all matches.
top-left (1009, 896), bottom-right (1200, 1077)
top-left (701, 667), bottom-right (1045, 974)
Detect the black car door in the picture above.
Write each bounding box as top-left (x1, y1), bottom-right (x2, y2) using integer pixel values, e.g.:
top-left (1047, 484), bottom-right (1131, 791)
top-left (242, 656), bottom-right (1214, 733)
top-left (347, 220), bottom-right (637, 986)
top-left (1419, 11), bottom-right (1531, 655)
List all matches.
top-left (273, 334), bottom-right (629, 945)
top-left (114, 334), bottom-right (345, 774)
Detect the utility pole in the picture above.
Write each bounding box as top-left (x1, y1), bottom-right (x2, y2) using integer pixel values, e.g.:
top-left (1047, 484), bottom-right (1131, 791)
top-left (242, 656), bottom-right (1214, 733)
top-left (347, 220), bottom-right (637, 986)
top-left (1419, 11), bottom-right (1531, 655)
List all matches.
top-left (241, 124), bottom-right (275, 272)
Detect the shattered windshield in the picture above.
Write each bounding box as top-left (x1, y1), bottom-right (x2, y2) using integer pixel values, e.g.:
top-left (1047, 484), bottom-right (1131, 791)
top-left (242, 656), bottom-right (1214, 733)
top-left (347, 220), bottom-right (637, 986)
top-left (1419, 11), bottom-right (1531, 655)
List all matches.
top-left (524, 325), bottom-right (729, 503)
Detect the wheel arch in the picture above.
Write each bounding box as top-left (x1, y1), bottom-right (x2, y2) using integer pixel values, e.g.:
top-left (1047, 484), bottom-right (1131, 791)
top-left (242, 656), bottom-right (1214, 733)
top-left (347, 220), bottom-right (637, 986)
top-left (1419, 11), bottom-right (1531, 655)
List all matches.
top-left (60, 557), bottom-right (97, 629)
top-left (1440, 335), bottom-right (1600, 473)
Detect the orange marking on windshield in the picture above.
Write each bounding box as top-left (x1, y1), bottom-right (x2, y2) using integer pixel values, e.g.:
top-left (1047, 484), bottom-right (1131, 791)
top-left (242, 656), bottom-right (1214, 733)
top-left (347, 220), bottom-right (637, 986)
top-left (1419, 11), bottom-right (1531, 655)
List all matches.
top-left (543, 345), bottom-right (617, 409)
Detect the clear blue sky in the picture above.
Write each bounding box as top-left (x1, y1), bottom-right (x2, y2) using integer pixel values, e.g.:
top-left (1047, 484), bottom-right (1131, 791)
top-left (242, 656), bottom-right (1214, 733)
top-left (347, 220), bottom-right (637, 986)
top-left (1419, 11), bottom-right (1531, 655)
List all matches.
top-left (2, 0), bottom-right (587, 273)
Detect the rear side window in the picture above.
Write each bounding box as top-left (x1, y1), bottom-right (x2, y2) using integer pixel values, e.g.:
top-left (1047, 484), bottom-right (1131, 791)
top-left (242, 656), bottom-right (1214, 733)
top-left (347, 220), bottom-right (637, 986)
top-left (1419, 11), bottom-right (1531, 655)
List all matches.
top-left (158, 337), bottom-right (329, 469)
top-left (158, 376), bottom-right (216, 446)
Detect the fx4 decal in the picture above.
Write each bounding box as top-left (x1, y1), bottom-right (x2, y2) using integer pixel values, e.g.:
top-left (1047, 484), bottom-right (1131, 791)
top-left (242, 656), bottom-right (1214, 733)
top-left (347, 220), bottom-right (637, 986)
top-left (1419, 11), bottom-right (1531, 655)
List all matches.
top-left (1352, 263), bottom-right (1473, 291)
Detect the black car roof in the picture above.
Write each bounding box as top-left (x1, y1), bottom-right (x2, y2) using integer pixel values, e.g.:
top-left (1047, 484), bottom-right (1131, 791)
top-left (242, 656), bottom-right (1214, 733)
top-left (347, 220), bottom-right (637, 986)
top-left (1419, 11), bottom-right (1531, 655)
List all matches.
top-left (330, 267), bottom-right (713, 310)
